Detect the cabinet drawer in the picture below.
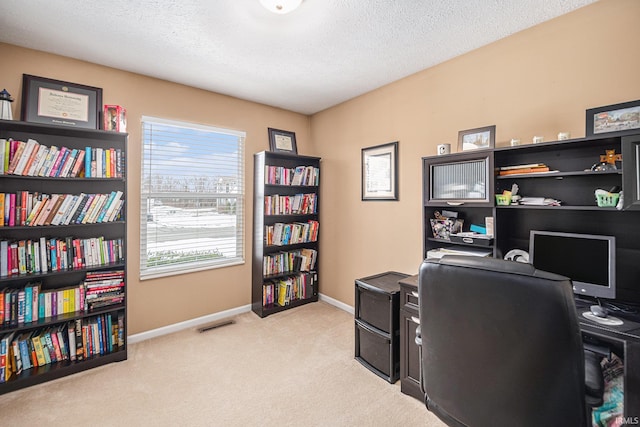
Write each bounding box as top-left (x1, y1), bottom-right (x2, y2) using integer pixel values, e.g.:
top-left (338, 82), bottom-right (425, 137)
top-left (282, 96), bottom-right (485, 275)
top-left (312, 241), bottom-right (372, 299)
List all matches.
top-left (355, 319), bottom-right (399, 383)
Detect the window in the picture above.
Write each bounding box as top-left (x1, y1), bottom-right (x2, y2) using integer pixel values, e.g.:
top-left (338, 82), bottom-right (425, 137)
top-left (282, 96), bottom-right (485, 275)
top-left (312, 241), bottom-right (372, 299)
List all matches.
top-left (140, 116), bottom-right (245, 279)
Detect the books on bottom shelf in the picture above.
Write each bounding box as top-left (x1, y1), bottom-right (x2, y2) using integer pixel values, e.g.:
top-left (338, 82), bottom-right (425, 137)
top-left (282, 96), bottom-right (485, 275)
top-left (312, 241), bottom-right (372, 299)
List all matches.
top-left (262, 272), bottom-right (317, 307)
top-left (0, 311), bottom-right (125, 383)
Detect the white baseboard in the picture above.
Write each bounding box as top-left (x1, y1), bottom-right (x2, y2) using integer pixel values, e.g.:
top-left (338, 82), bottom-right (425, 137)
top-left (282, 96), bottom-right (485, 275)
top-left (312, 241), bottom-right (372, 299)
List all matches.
top-left (319, 293), bottom-right (354, 315)
top-left (128, 294), bottom-right (354, 344)
top-left (128, 304), bottom-right (252, 344)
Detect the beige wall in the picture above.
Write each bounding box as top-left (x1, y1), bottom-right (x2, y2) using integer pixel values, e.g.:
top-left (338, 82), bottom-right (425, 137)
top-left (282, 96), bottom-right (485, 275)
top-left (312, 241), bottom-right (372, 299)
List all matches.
top-left (1, 0), bottom-right (639, 333)
top-left (0, 43), bottom-right (311, 334)
top-left (311, 0), bottom-right (640, 306)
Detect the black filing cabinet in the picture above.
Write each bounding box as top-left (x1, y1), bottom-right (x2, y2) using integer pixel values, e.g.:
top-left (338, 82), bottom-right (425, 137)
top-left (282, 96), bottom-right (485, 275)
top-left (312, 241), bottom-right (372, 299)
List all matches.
top-left (399, 274), bottom-right (423, 401)
top-left (354, 271), bottom-right (409, 383)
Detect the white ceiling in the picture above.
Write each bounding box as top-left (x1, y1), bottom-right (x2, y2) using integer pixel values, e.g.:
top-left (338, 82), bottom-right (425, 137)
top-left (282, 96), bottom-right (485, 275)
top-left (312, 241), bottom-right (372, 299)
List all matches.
top-left (0, 0), bottom-right (597, 115)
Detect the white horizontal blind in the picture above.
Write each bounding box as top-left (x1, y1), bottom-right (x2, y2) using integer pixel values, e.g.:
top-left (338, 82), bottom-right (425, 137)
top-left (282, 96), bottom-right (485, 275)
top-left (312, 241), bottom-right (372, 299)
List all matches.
top-left (140, 116), bottom-right (245, 280)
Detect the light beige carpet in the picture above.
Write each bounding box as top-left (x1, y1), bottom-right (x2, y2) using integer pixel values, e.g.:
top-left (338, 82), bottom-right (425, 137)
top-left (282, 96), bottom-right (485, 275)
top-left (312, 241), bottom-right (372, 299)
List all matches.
top-left (0, 301), bottom-right (446, 426)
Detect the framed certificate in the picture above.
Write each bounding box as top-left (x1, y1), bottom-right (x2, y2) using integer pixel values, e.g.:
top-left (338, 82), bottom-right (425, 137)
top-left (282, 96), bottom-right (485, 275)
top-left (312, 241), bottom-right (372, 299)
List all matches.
top-left (21, 74), bottom-right (103, 130)
top-left (362, 141), bottom-right (398, 201)
top-left (268, 127), bottom-right (298, 154)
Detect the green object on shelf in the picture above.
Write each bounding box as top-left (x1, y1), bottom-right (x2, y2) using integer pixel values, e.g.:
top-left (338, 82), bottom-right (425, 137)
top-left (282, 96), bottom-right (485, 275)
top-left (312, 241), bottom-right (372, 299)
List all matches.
top-left (596, 193), bottom-right (619, 207)
top-left (495, 194), bottom-right (512, 205)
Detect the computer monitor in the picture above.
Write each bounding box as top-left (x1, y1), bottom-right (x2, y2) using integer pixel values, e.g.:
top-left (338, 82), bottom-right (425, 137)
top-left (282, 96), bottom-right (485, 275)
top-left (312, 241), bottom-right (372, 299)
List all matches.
top-left (529, 230), bottom-right (616, 300)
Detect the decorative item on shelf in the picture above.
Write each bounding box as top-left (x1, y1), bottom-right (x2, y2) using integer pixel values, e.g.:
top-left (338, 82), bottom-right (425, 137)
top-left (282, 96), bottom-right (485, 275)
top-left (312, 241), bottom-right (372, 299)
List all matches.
top-left (430, 211), bottom-right (463, 240)
top-left (591, 149), bottom-right (622, 171)
top-left (586, 99), bottom-right (640, 138)
top-left (361, 141), bottom-right (398, 201)
top-left (104, 105), bottom-right (127, 132)
top-left (0, 88), bottom-right (14, 120)
top-left (458, 125), bottom-right (495, 151)
top-left (268, 127), bottom-right (298, 154)
top-left (437, 143), bottom-right (451, 155)
top-left (532, 135), bottom-right (544, 144)
top-left (21, 74), bottom-right (103, 130)
top-left (558, 132), bottom-right (571, 140)
top-left (510, 138), bottom-right (521, 147)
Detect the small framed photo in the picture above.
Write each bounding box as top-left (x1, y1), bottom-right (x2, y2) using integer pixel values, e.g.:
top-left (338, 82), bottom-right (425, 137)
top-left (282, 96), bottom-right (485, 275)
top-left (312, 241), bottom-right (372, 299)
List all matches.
top-left (586, 100), bottom-right (640, 138)
top-left (458, 125), bottom-right (496, 152)
top-left (268, 128), bottom-right (297, 154)
top-left (20, 74), bottom-right (103, 130)
top-left (362, 141), bottom-right (398, 201)
top-left (104, 105), bottom-right (127, 132)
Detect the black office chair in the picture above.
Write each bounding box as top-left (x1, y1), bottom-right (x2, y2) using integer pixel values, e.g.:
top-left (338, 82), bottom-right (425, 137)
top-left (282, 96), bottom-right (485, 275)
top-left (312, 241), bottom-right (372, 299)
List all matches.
top-left (416, 256), bottom-right (604, 427)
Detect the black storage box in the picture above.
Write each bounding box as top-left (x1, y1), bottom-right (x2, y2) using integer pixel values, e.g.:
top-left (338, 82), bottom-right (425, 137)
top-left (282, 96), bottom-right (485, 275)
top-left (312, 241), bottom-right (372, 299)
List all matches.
top-left (354, 271), bottom-right (408, 383)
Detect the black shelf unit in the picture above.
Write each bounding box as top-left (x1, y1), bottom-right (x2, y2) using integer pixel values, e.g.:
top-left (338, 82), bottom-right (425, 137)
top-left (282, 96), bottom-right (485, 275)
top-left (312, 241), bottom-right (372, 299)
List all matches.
top-left (0, 119), bottom-right (127, 394)
top-left (252, 151), bottom-right (320, 318)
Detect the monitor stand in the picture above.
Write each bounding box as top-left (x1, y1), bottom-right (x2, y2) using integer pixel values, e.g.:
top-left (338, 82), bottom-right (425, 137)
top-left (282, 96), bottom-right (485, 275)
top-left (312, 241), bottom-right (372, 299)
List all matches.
top-left (582, 311), bottom-right (624, 326)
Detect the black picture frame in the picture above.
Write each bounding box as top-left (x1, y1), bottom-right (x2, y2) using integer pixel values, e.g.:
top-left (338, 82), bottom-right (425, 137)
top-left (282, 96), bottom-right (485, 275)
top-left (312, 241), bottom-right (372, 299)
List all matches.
top-left (361, 141), bottom-right (398, 201)
top-left (586, 99), bottom-right (640, 138)
top-left (268, 127), bottom-right (298, 154)
top-left (457, 125), bottom-right (496, 152)
top-left (21, 74), bottom-right (103, 130)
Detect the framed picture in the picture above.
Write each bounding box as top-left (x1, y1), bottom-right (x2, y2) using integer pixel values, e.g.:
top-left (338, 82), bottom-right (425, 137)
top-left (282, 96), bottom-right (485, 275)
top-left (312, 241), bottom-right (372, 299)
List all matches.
top-left (20, 74), bottom-right (103, 130)
top-left (458, 125), bottom-right (496, 152)
top-left (586, 99), bottom-right (640, 138)
top-left (361, 141), bottom-right (398, 201)
top-left (268, 127), bottom-right (298, 154)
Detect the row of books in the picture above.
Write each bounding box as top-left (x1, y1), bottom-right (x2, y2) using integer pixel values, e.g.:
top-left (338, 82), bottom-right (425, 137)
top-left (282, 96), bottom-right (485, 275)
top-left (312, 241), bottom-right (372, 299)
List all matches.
top-left (0, 236), bottom-right (125, 277)
top-left (264, 165), bottom-right (319, 186)
top-left (265, 220), bottom-right (319, 246)
top-left (264, 193), bottom-right (317, 216)
top-left (0, 270), bottom-right (125, 327)
top-left (0, 190), bottom-right (124, 227)
top-left (0, 138), bottom-right (124, 178)
top-left (263, 248), bottom-right (318, 276)
top-left (262, 272), bottom-right (317, 307)
top-left (0, 312), bottom-right (124, 382)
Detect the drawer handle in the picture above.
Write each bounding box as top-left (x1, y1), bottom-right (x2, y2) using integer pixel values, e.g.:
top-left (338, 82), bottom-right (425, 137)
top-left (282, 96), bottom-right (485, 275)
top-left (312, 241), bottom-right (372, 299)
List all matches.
top-left (411, 291), bottom-right (419, 298)
top-left (411, 316), bottom-right (420, 324)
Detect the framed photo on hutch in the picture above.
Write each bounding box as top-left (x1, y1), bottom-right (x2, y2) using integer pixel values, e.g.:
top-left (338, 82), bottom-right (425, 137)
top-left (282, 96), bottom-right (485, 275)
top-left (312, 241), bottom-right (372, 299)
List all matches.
top-left (458, 125), bottom-right (495, 152)
top-left (268, 127), bottom-right (298, 154)
top-left (585, 99), bottom-right (640, 138)
top-left (21, 74), bottom-right (103, 130)
top-left (361, 141), bottom-right (398, 201)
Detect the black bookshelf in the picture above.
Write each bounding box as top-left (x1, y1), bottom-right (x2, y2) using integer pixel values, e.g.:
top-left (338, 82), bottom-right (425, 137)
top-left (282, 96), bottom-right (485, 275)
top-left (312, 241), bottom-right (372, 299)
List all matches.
top-left (252, 151), bottom-right (320, 318)
top-left (0, 119), bottom-right (127, 394)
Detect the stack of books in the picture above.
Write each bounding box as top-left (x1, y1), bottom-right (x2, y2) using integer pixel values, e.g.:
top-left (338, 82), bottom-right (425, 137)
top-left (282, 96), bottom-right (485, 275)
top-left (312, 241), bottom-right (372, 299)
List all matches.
top-left (498, 163), bottom-right (555, 176)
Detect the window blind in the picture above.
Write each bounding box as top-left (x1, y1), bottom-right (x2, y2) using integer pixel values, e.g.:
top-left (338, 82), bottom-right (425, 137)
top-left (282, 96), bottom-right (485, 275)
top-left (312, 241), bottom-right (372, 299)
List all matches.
top-left (140, 116), bottom-right (245, 280)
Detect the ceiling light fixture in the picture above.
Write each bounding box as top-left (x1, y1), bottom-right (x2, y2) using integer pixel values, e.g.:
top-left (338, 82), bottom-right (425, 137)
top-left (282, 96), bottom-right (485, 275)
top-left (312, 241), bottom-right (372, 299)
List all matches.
top-left (259, 0), bottom-right (303, 14)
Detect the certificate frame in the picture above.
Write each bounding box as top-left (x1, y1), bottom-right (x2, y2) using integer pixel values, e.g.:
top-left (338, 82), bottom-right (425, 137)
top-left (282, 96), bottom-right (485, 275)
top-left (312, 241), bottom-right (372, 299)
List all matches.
top-left (21, 74), bottom-right (103, 130)
top-left (361, 141), bottom-right (398, 201)
top-left (268, 127), bottom-right (298, 154)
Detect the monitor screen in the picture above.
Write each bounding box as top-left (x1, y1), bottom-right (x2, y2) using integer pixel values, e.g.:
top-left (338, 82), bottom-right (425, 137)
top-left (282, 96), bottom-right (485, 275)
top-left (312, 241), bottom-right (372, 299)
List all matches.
top-left (529, 230), bottom-right (616, 299)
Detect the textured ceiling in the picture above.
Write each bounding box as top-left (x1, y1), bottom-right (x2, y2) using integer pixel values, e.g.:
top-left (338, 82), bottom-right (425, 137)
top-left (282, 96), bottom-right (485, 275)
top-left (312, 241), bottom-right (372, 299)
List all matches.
top-left (0, 0), bottom-right (597, 115)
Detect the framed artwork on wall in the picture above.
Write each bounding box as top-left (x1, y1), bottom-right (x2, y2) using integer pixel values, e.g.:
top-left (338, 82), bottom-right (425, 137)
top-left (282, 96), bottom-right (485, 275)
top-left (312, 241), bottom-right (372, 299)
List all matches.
top-left (586, 99), bottom-right (640, 138)
top-left (361, 141), bottom-right (398, 201)
top-left (458, 125), bottom-right (495, 152)
top-left (21, 74), bottom-right (103, 130)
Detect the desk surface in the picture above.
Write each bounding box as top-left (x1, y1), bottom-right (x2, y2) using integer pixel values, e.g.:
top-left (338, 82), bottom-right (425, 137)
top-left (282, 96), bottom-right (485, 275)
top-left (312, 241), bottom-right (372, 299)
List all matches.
top-left (400, 274), bottom-right (640, 341)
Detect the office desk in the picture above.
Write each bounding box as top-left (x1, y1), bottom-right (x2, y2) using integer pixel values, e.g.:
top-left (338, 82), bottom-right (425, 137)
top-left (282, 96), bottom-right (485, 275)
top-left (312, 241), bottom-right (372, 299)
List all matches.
top-left (399, 274), bottom-right (640, 419)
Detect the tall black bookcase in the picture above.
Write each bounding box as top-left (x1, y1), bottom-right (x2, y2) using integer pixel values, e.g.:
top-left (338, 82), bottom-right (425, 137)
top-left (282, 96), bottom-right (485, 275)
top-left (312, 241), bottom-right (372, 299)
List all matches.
top-left (252, 151), bottom-right (320, 318)
top-left (0, 119), bottom-right (127, 394)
